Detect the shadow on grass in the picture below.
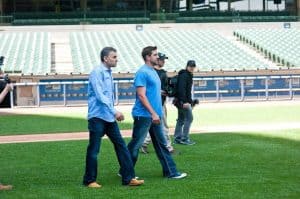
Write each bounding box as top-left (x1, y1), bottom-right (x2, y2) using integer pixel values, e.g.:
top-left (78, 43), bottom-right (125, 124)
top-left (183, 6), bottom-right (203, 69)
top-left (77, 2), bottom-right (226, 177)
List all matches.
top-left (0, 132), bottom-right (299, 198)
top-left (0, 114), bottom-right (133, 136)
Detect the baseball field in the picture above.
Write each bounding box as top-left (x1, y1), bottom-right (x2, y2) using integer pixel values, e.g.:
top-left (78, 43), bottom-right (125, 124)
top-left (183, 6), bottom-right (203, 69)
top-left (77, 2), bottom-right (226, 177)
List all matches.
top-left (0, 101), bottom-right (299, 198)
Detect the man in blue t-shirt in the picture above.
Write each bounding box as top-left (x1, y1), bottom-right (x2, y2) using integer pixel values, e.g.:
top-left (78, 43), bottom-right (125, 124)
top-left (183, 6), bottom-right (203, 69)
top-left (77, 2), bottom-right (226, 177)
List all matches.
top-left (127, 46), bottom-right (187, 179)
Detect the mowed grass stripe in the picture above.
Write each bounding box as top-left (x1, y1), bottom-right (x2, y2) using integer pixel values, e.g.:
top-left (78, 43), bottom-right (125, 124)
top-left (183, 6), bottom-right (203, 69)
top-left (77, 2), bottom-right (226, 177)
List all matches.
top-left (0, 131), bottom-right (299, 198)
top-left (1, 104), bottom-right (300, 136)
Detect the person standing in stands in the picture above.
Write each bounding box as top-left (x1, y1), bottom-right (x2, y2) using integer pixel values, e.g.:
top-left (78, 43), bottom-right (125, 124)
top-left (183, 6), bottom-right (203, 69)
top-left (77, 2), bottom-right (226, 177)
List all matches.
top-left (127, 46), bottom-right (187, 179)
top-left (174, 60), bottom-right (197, 145)
top-left (141, 52), bottom-right (174, 154)
top-left (83, 47), bottom-right (144, 188)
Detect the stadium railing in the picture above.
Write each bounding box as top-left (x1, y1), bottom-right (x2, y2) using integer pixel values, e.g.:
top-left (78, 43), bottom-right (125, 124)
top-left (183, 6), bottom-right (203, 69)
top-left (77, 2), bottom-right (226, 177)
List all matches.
top-left (8, 75), bottom-right (300, 108)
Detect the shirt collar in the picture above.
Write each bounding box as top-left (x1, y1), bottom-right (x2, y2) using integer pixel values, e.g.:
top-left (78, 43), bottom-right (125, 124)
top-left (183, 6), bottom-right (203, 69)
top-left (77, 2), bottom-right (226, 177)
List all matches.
top-left (100, 63), bottom-right (112, 72)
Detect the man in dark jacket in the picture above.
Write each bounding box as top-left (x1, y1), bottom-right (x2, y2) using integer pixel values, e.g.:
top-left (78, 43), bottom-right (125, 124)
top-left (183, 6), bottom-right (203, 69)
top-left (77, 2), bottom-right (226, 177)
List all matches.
top-left (174, 60), bottom-right (196, 145)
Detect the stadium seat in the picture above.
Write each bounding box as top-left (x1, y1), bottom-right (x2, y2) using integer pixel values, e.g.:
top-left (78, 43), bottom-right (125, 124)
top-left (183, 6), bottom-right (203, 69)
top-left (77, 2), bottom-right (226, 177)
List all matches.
top-left (234, 29), bottom-right (300, 68)
top-left (69, 30), bottom-right (269, 74)
top-left (0, 32), bottom-right (51, 75)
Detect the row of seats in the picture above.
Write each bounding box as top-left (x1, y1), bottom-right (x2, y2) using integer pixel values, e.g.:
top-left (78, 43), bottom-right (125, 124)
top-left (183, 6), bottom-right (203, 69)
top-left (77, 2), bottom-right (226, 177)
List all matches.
top-left (179, 11), bottom-right (292, 17)
top-left (12, 11), bottom-right (151, 26)
top-left (13, 11), bottom-right (150, 20)
top-left (234, 29), bottom-right (300, 68)
top-left (69, 30), bottom-right (268, 74)
top-left (1, 30), bottom-right (298, 75)
top-left (12, 17), bottom-right (150, 26)
top-left (176, 16), bottom-right (298, 23)
top-left (0, 32), bottom-right (51, 74)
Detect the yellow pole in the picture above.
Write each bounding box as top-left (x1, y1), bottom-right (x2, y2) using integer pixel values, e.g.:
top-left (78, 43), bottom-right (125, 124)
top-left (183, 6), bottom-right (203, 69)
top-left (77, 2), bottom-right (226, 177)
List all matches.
top-left (157, 0), bottom-right (161, 13)
top-left (80, 0), bottom-right (87, 12)
top-left (298, 0), bottom-right (300, 16)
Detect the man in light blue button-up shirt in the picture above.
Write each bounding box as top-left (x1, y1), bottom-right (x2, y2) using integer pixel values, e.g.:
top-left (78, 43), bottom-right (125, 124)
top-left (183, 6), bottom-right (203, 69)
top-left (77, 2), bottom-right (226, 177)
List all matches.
top-left (87, 62), bottom-right (116, 122)
top-left (83, 47), bottom-right (144, 188)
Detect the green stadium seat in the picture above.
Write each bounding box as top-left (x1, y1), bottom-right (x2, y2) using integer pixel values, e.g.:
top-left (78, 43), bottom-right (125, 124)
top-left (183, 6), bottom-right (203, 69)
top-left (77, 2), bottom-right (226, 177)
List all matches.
top-left (0, 32), bottom-right (51, 75)
top-left (69, 30), bottom-right (269, 74)
top-left (234, 29), bottom-right (300, 68)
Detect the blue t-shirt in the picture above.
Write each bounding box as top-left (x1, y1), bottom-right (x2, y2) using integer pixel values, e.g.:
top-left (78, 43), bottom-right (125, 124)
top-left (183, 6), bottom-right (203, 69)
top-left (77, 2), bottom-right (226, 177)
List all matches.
top-left (132, 64), bottom-right (163, 118)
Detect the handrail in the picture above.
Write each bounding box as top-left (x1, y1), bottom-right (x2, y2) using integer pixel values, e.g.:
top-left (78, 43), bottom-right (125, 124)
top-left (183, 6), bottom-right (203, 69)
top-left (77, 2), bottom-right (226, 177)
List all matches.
top-left (8, 75), bottom-right (300, 108)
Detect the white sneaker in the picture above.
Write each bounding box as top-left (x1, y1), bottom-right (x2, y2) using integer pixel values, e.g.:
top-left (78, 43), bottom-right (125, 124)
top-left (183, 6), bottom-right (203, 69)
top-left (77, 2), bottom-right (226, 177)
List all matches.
top-left (170, 172), bottom-right (187, 179)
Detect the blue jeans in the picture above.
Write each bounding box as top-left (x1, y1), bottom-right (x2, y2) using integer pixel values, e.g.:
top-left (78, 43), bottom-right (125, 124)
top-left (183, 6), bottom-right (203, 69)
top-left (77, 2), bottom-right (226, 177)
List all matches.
top-left (127, 116), bottom-right (178, 177)
top-left (83, 118), bottom-right (135, 185)
top-left (174, 105), bottom-right (193, 142)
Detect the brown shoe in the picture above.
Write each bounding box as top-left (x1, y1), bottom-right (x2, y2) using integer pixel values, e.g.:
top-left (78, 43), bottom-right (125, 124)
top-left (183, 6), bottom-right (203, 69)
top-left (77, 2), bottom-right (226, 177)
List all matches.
top-left (0, 184), bottom-right (13, 191)
top-left (128, 178), bottom-right (144, 186)
top-left (87, 182), bottom-right (102, 188)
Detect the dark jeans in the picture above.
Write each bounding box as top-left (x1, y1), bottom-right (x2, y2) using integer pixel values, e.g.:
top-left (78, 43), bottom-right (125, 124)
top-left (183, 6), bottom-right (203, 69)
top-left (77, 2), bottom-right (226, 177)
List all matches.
top-left (127, 116), bottom-right (178, 177)
top-left (174, 105), bottom-right (193, 142)
top-left (83, 118), bottom-right (135, 185)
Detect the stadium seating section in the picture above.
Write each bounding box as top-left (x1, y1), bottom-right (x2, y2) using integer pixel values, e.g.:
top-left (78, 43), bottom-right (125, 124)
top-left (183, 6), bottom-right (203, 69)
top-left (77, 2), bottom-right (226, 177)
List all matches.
top-left (176, 11), bottom-right (298, 23)
top-left (234, 29), bottom-right (300, 68)
top-left (7, 11), bottom-right (298, 25)
top-left (69, 30), bottom-right (269, 74)
top-left (0, 32), bottom-right (51, 74)
top-left (1, 29), bottom-right (299, 75)
top-left (12, 11), bottom-right (150, 25)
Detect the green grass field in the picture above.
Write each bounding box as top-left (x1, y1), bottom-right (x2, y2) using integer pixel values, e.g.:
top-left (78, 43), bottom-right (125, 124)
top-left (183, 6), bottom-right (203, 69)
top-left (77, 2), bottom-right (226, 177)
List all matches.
top-left (0, 130), bottom-right (300, 198)
top-left (1, 103), bottom-right (300, 136)
top-left (1, 102), bottom-right (300, 198)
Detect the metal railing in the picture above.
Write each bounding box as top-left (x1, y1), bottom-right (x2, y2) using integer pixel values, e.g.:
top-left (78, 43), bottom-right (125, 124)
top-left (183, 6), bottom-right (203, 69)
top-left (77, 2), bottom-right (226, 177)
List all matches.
top-left (193, 75), bottom-right (300, 102)
top-left (9, 75), bottom-right (300, 108)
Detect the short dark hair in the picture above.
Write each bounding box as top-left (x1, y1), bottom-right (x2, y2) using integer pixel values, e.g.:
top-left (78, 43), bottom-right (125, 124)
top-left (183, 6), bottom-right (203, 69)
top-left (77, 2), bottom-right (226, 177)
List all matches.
top-left (141, 46), bottom-right (157, 61)
top-left (100, 47), bottom-right (117, 62)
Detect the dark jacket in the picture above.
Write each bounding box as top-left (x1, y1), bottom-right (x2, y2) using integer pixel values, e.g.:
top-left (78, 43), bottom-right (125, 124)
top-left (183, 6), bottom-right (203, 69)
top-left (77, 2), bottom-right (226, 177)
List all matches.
top-left (0, 81), bottom-right (10, 107)
top-left (176, 69), bottom-right (193, 104)
top-left (155, 68), bottom-right (168, 105)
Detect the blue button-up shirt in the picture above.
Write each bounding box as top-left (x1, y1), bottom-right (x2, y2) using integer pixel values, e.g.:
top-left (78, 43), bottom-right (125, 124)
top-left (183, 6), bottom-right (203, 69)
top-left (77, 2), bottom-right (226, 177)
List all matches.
top-left (87, 64), bottom-right (116, 122)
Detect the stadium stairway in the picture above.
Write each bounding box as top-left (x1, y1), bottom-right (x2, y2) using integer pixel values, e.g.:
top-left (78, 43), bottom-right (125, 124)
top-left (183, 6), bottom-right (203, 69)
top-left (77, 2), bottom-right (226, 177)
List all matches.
top-left (51, 32), bottom-right (73, 74)
top-left (225, 34), bottom-right (278, 70)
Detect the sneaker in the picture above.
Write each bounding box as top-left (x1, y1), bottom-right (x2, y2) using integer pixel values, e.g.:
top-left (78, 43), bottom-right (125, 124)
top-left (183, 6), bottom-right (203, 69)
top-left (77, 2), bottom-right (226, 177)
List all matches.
top-left (168, 146), bottom-right (175, 153)
top-left (0, 184), bottom-right (13, 191)
top-left (170, 172), bottom-right (187, 179)
top-left (128, 178), bottom-right (144, 186)
top-left (173, 139), bottom-right (182, 144)
top-left (87, 182), bottom-right (102, 188)
top-left (140, 145), bottom-right (149, 154)
top-left (118, 173), bottom-right (139, 179)
top-left (180, 140), bottom-right (196, 145)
